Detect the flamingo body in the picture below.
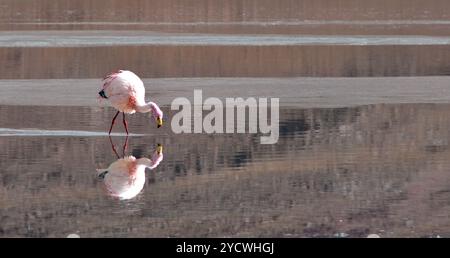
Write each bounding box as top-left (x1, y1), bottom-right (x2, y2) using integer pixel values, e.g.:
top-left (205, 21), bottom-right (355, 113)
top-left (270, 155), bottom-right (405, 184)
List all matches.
top-left (98, 149), bottom-right (163, 200)
top-left (99, 70), bottom-right (163, 134)
top-left (101, 70), bottom-right (145, 114)
top-left (102, 156), bottom-right (146, 200)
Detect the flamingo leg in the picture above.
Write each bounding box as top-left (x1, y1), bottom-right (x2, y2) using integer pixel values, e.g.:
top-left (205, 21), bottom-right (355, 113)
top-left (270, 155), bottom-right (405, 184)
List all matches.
top-left (108, 136), bottom-right (120, 159)
top-left (122, 135), bottom-right (129, 157)
top-left (122, 112), bottom-right (129, 135)
top-left (109, 111), bottom-right (120, 135)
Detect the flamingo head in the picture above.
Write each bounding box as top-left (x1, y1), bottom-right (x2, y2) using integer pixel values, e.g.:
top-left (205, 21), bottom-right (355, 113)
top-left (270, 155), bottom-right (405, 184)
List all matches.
top-left (151, 144), bottom-right (164, 167)
top-left (156, 143), bottom-right (163, 155)
top-left (156, 116), bottom-right (163, 128)
top-left (150, 102), bottom-right (164, 128)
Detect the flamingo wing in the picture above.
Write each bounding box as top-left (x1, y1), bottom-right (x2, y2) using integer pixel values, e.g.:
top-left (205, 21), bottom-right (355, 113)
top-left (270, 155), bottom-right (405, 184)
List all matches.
top-left (102, 71), bottom-right (145, 98)
top-left (101, 71), bottom-right (146, 113)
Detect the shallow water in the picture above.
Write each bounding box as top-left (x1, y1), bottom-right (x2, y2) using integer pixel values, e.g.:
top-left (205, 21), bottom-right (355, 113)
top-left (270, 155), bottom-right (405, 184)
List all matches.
top-left (2, 0), bottom-right (450, 240)
top-left (2, 102), bottom-right (450, 237)
top-left (5, 31), bottom-right (450, 47)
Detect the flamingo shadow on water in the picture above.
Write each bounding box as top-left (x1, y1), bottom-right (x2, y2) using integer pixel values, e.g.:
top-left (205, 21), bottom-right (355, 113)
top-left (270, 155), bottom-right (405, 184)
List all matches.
top-left (97, 136), bottom-right (164, 200)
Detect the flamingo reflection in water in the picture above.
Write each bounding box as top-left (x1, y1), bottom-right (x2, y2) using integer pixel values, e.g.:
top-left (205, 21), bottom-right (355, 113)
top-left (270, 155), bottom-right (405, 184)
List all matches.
top-left (97, 137), bottom-right (163, 200)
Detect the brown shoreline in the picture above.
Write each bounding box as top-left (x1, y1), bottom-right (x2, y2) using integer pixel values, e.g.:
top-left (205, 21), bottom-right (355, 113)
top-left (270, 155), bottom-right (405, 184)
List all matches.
top-left (2, 44), bottom-right (450, 78)
top-left (2, 0), bottom-right (450, 23)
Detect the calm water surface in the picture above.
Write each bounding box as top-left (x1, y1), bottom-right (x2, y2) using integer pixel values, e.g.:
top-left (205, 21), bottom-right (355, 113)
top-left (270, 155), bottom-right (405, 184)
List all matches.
top-left (1, 103), bottom-right (450, 237)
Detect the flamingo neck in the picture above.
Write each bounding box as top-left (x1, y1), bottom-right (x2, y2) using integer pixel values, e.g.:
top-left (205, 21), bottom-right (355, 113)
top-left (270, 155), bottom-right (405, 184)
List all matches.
top-left (136, 155), bottom-right (163, 170)
top-left (136, 102), bottom-right (158, 114)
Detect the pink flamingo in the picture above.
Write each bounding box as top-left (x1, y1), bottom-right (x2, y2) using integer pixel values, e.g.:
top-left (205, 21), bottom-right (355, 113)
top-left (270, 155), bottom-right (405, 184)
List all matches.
top-left (98, 70), bottom-right (163, 134)
top-left (97, 143), bottom-right (164, 200)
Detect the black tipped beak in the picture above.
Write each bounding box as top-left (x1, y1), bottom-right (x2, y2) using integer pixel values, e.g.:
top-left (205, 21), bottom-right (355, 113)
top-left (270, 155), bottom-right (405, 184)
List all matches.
top-left (156, 117), bottom-right (163, 128)
top-left (156, 144), bottom-right (163, 154)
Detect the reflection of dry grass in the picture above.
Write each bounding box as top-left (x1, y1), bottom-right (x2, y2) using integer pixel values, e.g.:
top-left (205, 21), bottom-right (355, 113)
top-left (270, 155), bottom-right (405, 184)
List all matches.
top-left (2, 104), bottom-right (450, 237)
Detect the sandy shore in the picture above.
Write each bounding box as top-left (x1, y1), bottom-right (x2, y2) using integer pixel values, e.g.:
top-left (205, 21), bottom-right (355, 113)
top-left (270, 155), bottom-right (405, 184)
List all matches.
top-left (1, 77), bottom-right (450, 108)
